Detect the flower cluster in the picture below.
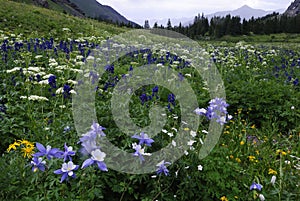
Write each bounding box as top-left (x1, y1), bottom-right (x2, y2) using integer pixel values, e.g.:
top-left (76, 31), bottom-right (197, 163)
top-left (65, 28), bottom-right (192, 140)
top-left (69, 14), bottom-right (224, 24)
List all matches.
top-left (131, 132), bottom-right (154, 162)
top-left (32, 142), bottom-right (77, 182)
top-left (7, 139), bottom-right (35, 158)
top-left (79, 121), bottom-right (108, 171)
top-left (195, 97), bottom-right (232, 125)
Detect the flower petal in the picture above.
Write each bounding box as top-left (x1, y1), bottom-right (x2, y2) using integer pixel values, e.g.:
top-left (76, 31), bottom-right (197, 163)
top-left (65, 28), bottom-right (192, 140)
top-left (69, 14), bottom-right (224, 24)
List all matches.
top-left (81, 158), bottom-right (94, 169)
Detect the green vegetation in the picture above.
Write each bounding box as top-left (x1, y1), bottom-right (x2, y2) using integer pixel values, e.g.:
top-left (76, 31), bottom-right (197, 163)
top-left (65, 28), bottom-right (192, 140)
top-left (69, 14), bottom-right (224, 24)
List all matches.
top-left (0, 0), bottom-right (299, 200)
top-left (0, 0), bottom-right (126, 38)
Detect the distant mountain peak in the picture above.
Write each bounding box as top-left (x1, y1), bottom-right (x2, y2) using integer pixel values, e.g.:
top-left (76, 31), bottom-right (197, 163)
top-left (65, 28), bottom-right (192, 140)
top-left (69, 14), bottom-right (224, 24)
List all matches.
top-left (240, 5), bottom-right (251, 9)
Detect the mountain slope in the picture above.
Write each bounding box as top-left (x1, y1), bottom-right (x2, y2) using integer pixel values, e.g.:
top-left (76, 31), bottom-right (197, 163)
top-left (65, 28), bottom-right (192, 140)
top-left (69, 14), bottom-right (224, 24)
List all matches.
top-left (284, 0), bottom-right (300, 16)
top-left (69, 0), bottom-right (138, 26)
top-left (0, 0), bottom-right (126, 37)
top-left (10, 0), bottom-right (139, 26)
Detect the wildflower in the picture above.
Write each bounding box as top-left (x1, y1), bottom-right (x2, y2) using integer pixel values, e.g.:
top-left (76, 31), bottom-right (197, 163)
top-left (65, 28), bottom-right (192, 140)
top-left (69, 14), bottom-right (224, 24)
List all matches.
top-left (190, 130), bottom-right (197, 137)
top-left (18, 139), bottom-right (34, 147)
top-left (90, 121), bottom-right (106, 137)
top-left (220, 196), bottom-right (228, 201)
top-left (197, 165), bottom-right (203, 171)
top-left (54, 161), bottom-right (79, 183)
top-left (236, 158), bottom-right (241, 163)
top-left (48, 75), bottom-right (56, 88)
top-left (21, 146), bottom-right (35, 158)
top-left (250, 182), bottom-right (263, 191)
top-left (248, 155), bottom-right (256, 162)
top-left (276, 149), bottom-right (287, 156)
top-left (81, 149), bottom-right (108, 171)
top-left (61, 143), bottom-right (76, 162)
top-left (270, 175), bottom-right (276, 185)
top-left (132, 143), bottom-right (151, 162)
top-left (156, 160), bottom-right (171, 176)
top-left (240, 141), bottom-right (245, 145)
top-left (7, 141), bottom-right (20, 152)
top-left (187, 140), bottom-right (196, 146)
top-left (268, 168), bottom-right (277, 175)
top-left (194, 97), bottom-right (231, 125)
top-left (31, 157), bottom-right (46, 172)
top-left (251, 124), bottom-right (256, 129)
top-left (132, 132), bottom-right (154, 146)
top-left (33, 142), bottom-right (62, 160)
top-left (258, 194), bottom-right (265, 201)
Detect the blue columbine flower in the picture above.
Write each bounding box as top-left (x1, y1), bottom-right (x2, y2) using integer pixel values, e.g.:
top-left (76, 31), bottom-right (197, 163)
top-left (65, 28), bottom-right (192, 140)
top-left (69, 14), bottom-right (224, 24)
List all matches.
top-left (62, 143), bottom-right (76, 162)
top-left (30, 156), bottom-right (46, 172)
top-left (33, 143), bottom-right (62, 160)
top-left (156, 160), bottom-right (171, 176)
top-left (132, 143), bottom-right (151, 162)
top-left (79, 122), bottom-right (105, 155)
top-left (250, 182), bottom-right (263, 191)
top-left (194, 97), bottom-right (232, 125)
top-left (90, 121), bottom-right (106, 137)
top-left (54, 161), bottom-right (79, 183)
top-left (81, 149), bottom-right (108, 171)
top-left (132, 132), bottom-right (154, 146)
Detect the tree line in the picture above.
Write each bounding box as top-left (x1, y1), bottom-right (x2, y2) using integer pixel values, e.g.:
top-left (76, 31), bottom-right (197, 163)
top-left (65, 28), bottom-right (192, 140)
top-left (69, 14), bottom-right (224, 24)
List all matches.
top-left (145, 12), bottom-right (300, 38)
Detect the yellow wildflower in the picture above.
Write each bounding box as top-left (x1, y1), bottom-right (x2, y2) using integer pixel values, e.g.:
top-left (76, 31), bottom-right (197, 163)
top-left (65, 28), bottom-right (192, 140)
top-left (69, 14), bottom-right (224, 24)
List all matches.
top-left (220, 196), bottom-right (228, 201)
top-left (18, 139), bottom-right (34, 148)
top-left (236, 158), bottom-right (241, 163)
top-left (268, 168), bottom-right (277, 175)
top-left (21, 146), bottom-right (35, 158)
top-left (248, 155), bottom-right (256, 162)
top-left (230, 155), bottom-right (234, 159)
top-left (240, 141), bottom-right (245, 146)
top-left (251, 124), bottom-right (256, 129)
top-left (7, 141), bottom-right (21, 152)
top-left (184, 127), bottom-right (189, 131)
top-left (276, 149), bottom-right (287, 156)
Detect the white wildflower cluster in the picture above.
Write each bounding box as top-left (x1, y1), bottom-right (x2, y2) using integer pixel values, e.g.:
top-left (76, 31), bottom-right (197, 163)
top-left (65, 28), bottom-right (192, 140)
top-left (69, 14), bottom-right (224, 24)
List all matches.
top-left (20, 95), bottom-right (49, 101)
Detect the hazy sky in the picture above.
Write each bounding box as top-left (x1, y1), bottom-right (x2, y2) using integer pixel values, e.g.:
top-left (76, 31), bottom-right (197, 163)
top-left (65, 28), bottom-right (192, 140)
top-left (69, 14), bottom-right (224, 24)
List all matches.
top-left (97, 0), bottom-right (294, 24)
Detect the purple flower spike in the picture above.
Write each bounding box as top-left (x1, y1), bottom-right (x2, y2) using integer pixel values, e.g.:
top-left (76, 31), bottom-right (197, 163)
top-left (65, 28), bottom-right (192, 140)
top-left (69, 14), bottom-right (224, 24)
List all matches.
top-left (54, 161), bottom-right (79, 183)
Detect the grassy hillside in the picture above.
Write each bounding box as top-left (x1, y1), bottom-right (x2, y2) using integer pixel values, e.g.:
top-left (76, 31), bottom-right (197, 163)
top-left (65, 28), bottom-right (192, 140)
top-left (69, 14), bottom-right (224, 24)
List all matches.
top-left (0, 0), bottom-right (127, 38)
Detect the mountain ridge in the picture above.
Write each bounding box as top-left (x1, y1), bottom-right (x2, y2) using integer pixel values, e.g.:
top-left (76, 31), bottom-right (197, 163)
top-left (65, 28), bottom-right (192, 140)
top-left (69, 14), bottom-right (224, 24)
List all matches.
top-left (183, 5), bottom-right (285, 26)
top-left (284, 0), bottom-right (300, 16)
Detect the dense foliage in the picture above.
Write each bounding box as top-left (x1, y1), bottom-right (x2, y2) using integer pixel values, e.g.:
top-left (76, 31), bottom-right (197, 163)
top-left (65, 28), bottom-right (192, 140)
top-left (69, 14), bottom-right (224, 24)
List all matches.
top-left (0, 1), bottom-right (299, 200)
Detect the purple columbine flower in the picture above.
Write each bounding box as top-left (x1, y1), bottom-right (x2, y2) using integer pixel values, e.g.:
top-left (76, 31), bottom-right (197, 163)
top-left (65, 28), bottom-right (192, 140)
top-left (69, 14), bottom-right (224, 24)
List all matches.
top-left (132, 143), bottom-right (151, 162)
top-left (156, 160), bottom-right (171, 176)
top-left (30, 156), bottom-right (46, 172)
top-left (81, 149), bottom-right (108, 171)
top-left (132, 132), bottom-right (154, 146)
top-left (194, 97), bottom-right (231, 125)
top-left (90, 121), bottom-right (106, 137)
top-left (250, 182), bottom-right (263, 191)
top-left (33, 142), bottom-right (62, 160)
top-left (62, 143), bottom-right (76, 162)
top-left (54, 161), bottom-right (79, 183)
